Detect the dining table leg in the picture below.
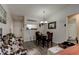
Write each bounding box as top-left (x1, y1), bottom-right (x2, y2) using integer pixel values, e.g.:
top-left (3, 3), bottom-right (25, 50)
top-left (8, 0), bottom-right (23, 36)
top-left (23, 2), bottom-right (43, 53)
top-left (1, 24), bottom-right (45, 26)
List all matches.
top-left (43, 40), bottom-right (45, 48)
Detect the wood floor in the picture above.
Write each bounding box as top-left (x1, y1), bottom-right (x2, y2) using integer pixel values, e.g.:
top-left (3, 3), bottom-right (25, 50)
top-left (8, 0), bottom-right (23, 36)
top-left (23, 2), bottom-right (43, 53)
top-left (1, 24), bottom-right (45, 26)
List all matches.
top-left (23, 41), bottom-right (57, 55)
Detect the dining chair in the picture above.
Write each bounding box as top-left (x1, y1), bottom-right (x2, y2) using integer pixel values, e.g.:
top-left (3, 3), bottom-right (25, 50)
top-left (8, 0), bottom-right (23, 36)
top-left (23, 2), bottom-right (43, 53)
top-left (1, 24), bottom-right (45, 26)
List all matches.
top-left (35, 31), bottom-right (41, 45)
top-left (46, 32), bottom-right (53, 48)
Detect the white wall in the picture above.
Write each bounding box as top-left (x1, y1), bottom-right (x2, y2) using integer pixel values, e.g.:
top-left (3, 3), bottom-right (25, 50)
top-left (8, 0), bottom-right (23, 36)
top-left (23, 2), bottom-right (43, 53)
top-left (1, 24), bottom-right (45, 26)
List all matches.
top-left (44, 19), bottom-right (66, 43)
top-left (13, 20), bottom-right (24, 37)
top-left (0, 4), bottom-right (13, 36)
top-left (46, 5), bottom-right (79, 43)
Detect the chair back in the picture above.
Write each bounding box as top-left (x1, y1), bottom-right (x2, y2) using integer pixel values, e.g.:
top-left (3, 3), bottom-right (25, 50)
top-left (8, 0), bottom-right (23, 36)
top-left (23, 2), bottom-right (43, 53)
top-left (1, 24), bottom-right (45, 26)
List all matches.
top-left (35, 31), bottom-right (40, 40)
top-left (47, 32), bottom-right (53, 41)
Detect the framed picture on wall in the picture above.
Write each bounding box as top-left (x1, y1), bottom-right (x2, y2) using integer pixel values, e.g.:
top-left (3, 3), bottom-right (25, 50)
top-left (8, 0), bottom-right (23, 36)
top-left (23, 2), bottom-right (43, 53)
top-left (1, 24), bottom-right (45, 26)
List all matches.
top-left (48, 21), bottom-right (56, 29)
top-left (0, 4), bottom-right (7, 24)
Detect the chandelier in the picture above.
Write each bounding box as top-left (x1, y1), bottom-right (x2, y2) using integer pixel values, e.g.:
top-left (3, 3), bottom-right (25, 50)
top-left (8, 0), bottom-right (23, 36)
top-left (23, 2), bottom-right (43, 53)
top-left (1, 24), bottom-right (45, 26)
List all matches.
top-left (39, 10), bottom-right (48, 27)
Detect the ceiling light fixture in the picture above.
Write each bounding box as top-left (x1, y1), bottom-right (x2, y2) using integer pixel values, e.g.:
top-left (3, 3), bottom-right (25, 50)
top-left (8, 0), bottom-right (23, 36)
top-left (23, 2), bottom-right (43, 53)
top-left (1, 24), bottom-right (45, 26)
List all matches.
top-left (39, 10), bottom-right (48, 26)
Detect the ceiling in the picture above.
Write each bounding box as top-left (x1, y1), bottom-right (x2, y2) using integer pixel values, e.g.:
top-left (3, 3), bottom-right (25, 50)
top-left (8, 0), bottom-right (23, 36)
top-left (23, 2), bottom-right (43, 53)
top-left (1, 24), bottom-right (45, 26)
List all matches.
top-left (7, 4), bottom-right (69, 21)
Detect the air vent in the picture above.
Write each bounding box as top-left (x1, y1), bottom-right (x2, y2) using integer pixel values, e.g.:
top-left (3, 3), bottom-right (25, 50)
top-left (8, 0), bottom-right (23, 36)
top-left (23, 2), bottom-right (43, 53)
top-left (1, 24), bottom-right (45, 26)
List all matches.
top-left (27, 19), bottom-right (37, 22)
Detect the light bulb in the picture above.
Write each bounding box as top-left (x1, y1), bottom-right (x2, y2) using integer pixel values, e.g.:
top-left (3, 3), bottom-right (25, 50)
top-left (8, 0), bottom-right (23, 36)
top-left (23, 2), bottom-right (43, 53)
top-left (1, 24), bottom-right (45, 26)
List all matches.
top-left (40, 21), bottom-right (44, 23)
top-left (44, 21), bottom-right (48, 23)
